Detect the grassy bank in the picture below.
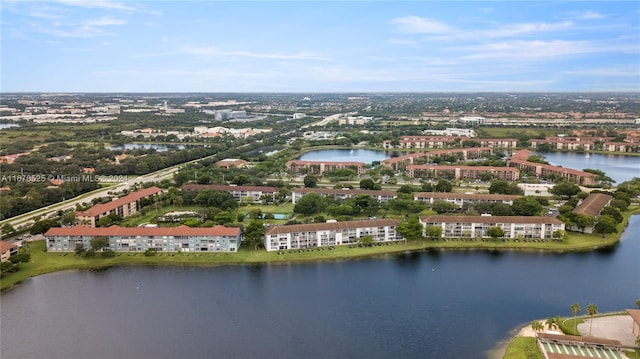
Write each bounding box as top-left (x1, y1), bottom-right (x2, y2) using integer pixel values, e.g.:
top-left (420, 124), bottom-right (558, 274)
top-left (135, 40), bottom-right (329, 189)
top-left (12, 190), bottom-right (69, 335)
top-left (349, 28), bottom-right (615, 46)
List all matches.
top-left (3, 208), bottom-right (637, 292)
top-left (502, 337), bottom-right (543, 359)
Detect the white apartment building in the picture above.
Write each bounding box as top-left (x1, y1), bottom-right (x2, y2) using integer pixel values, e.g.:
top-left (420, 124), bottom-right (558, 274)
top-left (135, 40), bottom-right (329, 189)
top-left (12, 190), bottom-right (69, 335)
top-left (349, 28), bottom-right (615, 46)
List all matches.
top-left (264, 219), bottom-right (402, 251)
top-left (419, 215), bottom-right (565, 239)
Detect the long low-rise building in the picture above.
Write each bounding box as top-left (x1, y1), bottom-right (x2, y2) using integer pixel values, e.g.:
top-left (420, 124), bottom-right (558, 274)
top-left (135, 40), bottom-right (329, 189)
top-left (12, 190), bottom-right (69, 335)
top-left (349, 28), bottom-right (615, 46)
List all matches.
top-left (381, 147), bottom-right (493, 171)
top-left (286, 160), bottom-right (366, 175)
top-left (291, 188), bottom-right (397, 204)
top-left (407, 164), bottom-right (520, 181)
top-left (45, 225), bottom-right (241, 253)
top-left (507, 150), bottom-right (596, 185)
top-left (75, 187), bottom-right (164, 227)
top-left (414, 192), bottom-right (522, 206)
top-left (181, 184), bottom-right (278, 202)
top-left (264, 219), bottom-right (402, 251)
top-left (383, 136), bottom-right (517, 150)
top-left (419, 215), bottom-right (565, 239)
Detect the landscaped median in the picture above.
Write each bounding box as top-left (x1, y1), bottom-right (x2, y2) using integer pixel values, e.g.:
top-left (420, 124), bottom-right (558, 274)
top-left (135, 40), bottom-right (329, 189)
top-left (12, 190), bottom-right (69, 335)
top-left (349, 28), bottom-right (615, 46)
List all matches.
top-left (3, 209), bottom-right (636, 293)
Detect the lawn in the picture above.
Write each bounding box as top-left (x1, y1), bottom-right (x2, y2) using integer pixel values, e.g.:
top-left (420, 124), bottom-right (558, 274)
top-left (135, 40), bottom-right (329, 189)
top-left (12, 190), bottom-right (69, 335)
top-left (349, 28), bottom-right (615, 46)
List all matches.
top-left (502, 337), bottom-right (544, 359)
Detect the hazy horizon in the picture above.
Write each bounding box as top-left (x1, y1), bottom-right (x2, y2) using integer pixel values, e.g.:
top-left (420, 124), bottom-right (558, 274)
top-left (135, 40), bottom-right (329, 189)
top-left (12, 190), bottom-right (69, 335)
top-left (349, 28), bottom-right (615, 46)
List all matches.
top-left (2, 1), bottom-right (639, 93)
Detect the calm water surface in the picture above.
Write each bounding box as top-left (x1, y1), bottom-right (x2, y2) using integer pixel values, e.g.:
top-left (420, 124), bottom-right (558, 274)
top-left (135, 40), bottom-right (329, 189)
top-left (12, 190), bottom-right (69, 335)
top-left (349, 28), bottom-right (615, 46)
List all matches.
top-left (536, 151), bottom-right (640, 183)
top-left (2, 216), bottom-right (639, 359)
top-left (297, 149), bottom-right (389, 163)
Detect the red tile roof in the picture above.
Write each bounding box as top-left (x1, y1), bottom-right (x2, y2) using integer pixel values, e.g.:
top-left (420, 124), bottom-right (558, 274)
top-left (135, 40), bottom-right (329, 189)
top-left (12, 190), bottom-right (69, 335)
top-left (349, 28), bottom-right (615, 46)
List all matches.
top-left (0, 240), bottom-right (18, 252)
top-left (75, 187), bottom-right (163, 217)
top-left (45, 225), bottom-right (240, 237)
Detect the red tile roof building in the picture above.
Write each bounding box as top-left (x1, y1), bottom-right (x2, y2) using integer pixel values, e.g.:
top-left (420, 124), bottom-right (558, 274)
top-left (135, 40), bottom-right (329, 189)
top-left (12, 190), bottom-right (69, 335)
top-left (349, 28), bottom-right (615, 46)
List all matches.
top-left (45, 225), bottom-right (241, 253)
top-left (285, 160), bottom-right (366, 175)
top-left (381, 147), bottom-right (493, 171)
top-left (0, 240), bottom-right (18, 262)
top-left (75, 187), bottom-right (164, 228)
top-left (407, 164), bottom-right (520, 181)
top-left (507, 150), bottom-right (596, 185)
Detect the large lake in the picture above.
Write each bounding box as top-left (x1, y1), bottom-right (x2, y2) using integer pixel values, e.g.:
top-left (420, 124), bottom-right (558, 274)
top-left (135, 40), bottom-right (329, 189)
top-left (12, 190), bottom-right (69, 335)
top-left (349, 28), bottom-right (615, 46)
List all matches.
top-left (297, 149), bottom-right (389, 163)
top-left (534, 152), bottom-right (639, 183)
top-left (2, 216), bottom-right (639, 359)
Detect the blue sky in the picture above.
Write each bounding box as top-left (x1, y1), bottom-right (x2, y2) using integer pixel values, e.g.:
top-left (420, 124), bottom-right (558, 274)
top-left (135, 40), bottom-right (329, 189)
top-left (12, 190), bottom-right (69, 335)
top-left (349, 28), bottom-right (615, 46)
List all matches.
top-left (1, 1), bottom-right (639, 92)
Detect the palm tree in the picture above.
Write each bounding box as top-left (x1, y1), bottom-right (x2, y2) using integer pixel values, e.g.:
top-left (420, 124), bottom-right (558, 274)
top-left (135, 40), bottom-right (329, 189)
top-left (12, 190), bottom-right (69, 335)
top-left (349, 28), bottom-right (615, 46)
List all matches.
top-left (531, 320), bottom-right (544, 333)
top-left (545, 317), bottom-right (557, 331)
top-left (586, 303), bottom-right (598, 336)
top-left (571, 303), bottom-right (582, 334)
top-left (636, 299), bottom-right (640, 309)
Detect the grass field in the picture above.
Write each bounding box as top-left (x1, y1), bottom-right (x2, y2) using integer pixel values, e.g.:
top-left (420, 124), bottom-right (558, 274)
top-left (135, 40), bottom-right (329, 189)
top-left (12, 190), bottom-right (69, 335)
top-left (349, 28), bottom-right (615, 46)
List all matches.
top-left (502, 337), bottom-right (544, 359)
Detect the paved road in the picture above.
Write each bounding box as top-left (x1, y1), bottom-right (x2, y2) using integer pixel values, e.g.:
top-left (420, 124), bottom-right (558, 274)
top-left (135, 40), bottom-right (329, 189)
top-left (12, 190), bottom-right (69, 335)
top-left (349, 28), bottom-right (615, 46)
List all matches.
top-left (0, 159), bottom-right (184, 233)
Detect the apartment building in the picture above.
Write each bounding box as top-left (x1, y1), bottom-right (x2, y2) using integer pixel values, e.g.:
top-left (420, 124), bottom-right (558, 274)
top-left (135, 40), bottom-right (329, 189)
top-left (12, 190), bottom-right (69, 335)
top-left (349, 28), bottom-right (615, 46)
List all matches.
top-left (571, 193), bottom-right (613, 233)
top-left (419, 215), bottom-right (565, 239)
top-left (414, 192), bottom-right (522, 207)
top-left (181, 184), bottom-right (278, 202)
top-left (285, 160), bottom-right (366, 175)
top-left (507, 150), bottom-right (596, 185)
top-left (407, 164), bottom-right (520, 181)
top-left (530, 137), bottom-right (596, 151)
top-left (264, 219), bottom-right (402, 251)
top-left (383, 136), bottom-right (517, 150)
top-left (381, 147), bottom-right (493, 171)
top-left (0, 241), bottom-right (18, 262)
top-left (45, 225), bottom-right (241, 253)
top-left (75, 187), bottom-right (164, 227)
top-left (291, 188), bottom-right (397, 204)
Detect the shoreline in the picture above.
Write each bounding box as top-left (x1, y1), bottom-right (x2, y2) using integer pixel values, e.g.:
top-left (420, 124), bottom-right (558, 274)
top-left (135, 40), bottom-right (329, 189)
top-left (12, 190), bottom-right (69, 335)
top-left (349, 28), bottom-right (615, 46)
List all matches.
top-left (0, 231), bottom-right (626, 293)
top-left (3, 210), bottom-right (637, 293)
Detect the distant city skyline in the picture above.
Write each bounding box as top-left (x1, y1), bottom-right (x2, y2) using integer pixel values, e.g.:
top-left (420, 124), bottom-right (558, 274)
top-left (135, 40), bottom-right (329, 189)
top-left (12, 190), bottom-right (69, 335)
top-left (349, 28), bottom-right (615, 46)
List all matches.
top-left (1, 1), bottom-right (639, 92)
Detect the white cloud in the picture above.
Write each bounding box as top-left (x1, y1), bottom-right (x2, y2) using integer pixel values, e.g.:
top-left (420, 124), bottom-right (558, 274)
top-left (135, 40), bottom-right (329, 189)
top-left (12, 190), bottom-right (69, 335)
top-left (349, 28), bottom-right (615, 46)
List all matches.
top-left (573, 10), bottom-right (605, 20)
top-left (55, 0), bottom-right (137, 13)
top-left (83, 16), bottom-right (126, 27)
top-left (390, 16), bottom-right (454, 34)
top-left (181, 47), bottom-right (330, 61)
top-left (388, 38), bottom-right (418, 47)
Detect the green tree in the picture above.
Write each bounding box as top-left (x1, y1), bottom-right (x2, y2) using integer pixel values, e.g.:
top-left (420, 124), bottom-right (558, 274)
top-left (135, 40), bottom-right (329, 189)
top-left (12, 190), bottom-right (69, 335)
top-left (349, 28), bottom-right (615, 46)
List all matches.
top-left (600, 206), bottom-right (622, 223)
top-left (30, 219), bottom-right (59, 235)
top-left (489, 179), bottom-right (523, 195)
top-left (75, 243), bottom-right (86, 256)
top-left (243, 220), bottom-right (264, 250)
top-left (573, 213), bottom-right (595, 233)
top-left (359, 235), bottom-right (374, 246)
top-left (594, 215), bottom-right (617, 237)
top-left (487, 226), bottom-right (505, 239)
top-left (552, 230), bottom-right (566, 241)
top-left (586, 303), bottom-right (598, 336)
top-left (435, 179), bottom-right (453, 192)
top-left (304, 174), bottom-right (318, 188)
top-left (609, 199), bottom-right (629, 212)
top-left (550, 182), bottom-right (581, 199)
top-left (359, 178), bottom-right (376, 190)
top-left (9, 253), bottom-right (31, 264)
top-left (545, 317), bottom-right (558, 330)
top-left (511, 197), bottom-right (544, 216)
top-left (425, 225), bottom-right (443, 240)
top-left (396, 216), bottom-right (423, 241)
top-left (213, 211), bottom-right (234, 225)
top-left (531, 320), bottom-right (544, 332)
top-left (294, 193), bottom-right (323, 216)
top-left (431, 200), bottom-right (459, 214)
top-left (90, 236), bottom-right (109, 252)
top-left (571, 303), bottom-right (582, 334)
top-left (2, 223), bottom-right (15, 236)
